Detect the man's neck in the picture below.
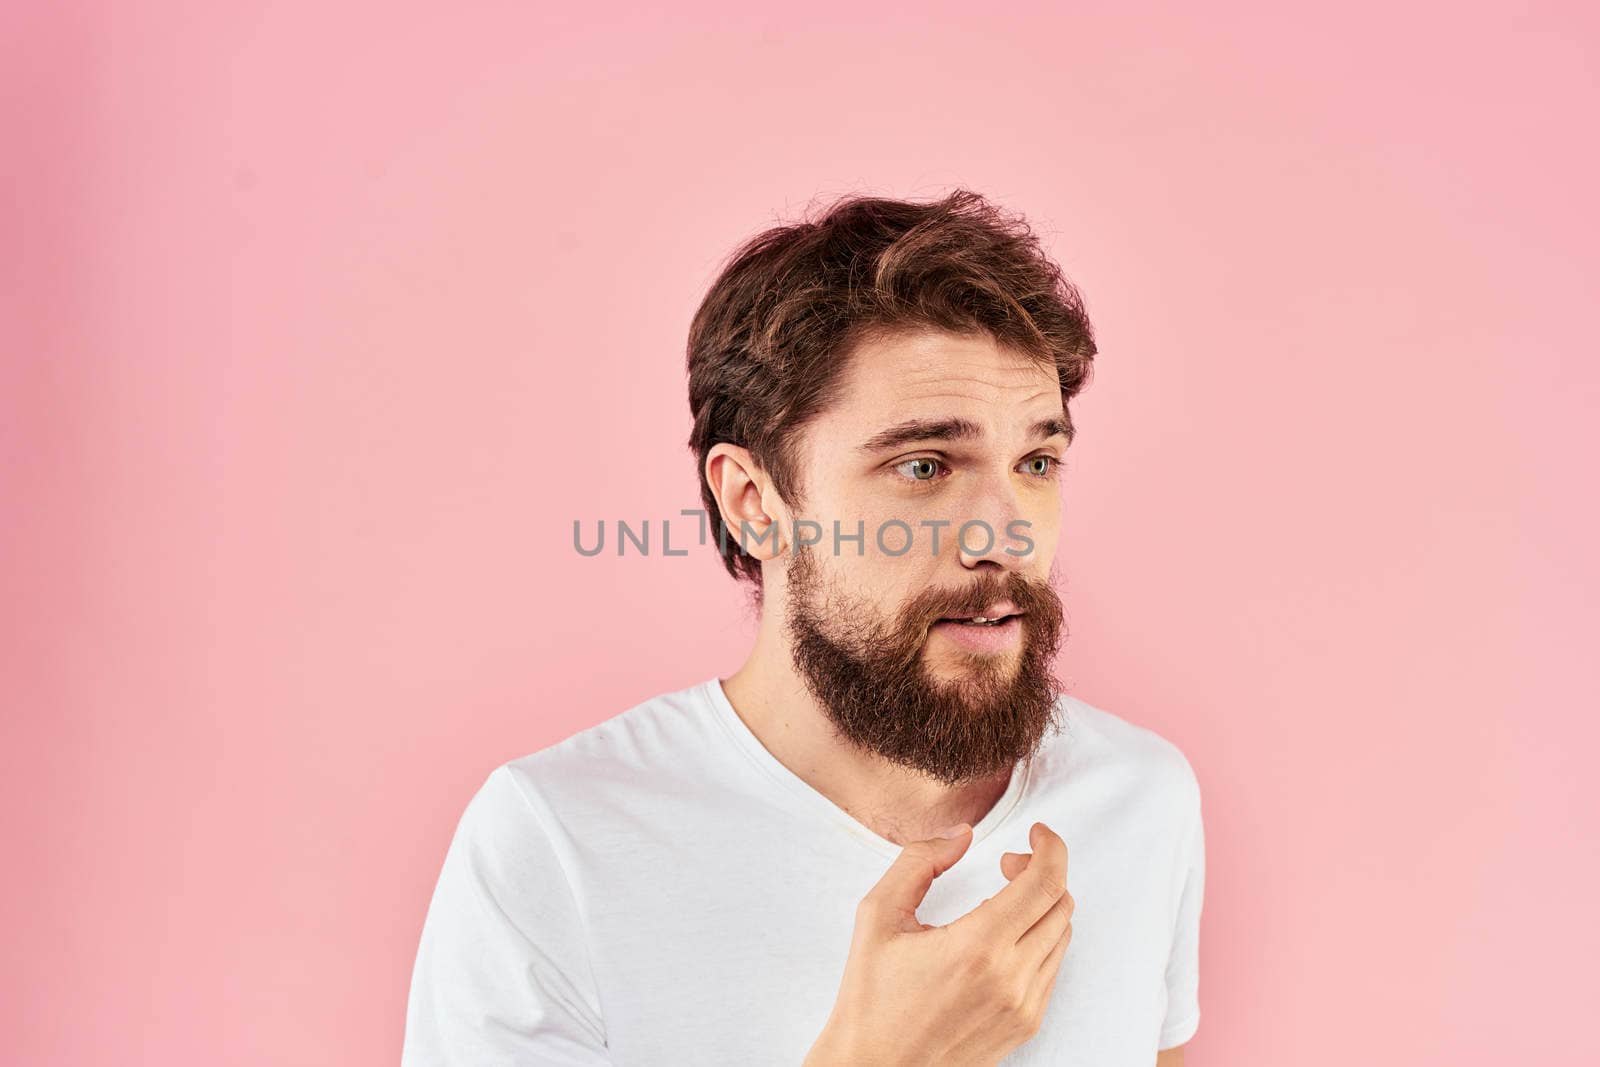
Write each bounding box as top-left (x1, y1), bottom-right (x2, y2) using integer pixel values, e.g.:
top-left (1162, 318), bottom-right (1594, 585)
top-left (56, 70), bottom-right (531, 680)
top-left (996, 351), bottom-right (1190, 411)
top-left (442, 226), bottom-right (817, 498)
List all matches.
top-left (720, 624), bottom-right (1015, 848)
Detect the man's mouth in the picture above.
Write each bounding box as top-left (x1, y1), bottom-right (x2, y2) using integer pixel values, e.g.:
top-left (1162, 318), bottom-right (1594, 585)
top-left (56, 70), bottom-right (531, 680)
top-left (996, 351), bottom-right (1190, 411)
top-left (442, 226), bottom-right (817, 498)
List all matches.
top-left (929, 606), bottom-right (1025, 654)
top-left (938, 599), bottom-right (1023, 627)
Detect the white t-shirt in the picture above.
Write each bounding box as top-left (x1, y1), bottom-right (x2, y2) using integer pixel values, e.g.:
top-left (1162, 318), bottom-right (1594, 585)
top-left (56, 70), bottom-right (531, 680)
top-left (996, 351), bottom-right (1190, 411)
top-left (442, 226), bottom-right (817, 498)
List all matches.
top-left (402, 678), bottom-right (1204, 1065)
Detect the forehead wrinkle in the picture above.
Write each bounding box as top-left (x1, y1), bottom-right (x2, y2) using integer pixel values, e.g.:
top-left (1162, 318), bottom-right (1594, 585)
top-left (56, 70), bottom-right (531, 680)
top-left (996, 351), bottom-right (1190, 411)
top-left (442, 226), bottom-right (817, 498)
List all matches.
top-left (878, 381), bottom-right (1057, 410)
top-left (897, 358), bottom-right (1047, 383)
top-left (889, 388), bottom-right (1019, 406)
top-left (830, 341), bottom-right (1062, 426)
top-left (893, 364), bottom-right (1054, 396)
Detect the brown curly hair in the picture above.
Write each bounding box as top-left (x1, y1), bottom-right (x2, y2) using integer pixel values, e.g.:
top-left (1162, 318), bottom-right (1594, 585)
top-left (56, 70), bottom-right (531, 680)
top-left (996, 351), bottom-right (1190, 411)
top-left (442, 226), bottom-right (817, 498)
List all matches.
top-left (686, 189), bottom-right (1098, 586)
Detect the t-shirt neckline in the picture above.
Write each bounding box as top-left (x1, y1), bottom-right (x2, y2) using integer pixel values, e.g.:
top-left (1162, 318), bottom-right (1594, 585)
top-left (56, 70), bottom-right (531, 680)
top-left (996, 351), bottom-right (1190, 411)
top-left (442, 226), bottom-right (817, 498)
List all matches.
top-left (699, 676), bottom-right (1036, 860)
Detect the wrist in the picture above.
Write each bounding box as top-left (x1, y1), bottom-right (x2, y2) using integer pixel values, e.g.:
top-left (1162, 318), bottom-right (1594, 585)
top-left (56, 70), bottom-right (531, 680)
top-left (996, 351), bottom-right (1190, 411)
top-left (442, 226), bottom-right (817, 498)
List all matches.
top-left (803, 1018), bottom-right (875, 1067)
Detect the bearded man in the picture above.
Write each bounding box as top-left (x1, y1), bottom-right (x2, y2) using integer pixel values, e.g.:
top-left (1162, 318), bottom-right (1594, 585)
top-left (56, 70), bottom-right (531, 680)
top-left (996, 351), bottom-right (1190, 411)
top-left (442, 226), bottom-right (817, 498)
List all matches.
top-left (402, 190), bottom-right (1204, 1066)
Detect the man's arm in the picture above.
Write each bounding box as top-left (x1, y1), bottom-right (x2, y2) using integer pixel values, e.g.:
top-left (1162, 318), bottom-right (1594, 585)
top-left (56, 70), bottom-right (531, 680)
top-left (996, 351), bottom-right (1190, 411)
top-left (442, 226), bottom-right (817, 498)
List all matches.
top-left (1157, 760), bottom-right (1205, 1055)
top-left (402, 766), bottom-right (610, 1065)
top-left (1156, 1044), bottom-right (1186, 1066)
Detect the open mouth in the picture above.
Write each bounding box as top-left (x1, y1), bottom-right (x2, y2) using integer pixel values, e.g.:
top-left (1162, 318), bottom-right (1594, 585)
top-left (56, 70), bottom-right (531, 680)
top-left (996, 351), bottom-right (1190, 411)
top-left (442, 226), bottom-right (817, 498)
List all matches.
top-left (941, 613), bottom-right (1021, 628)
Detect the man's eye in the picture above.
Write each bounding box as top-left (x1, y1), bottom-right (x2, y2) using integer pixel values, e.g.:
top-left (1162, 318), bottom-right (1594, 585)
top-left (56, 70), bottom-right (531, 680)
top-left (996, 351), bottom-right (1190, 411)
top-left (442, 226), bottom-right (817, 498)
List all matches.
top-left (1022, 455), bottom-right (1057, 477)
top-left (894, 457), bottom-right (944, 482)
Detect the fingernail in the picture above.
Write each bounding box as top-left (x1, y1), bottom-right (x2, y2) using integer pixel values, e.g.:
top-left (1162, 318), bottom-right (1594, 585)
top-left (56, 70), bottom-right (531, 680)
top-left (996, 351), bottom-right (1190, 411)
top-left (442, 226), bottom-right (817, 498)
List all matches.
top-left (935, 823), bottom-right (971, 839)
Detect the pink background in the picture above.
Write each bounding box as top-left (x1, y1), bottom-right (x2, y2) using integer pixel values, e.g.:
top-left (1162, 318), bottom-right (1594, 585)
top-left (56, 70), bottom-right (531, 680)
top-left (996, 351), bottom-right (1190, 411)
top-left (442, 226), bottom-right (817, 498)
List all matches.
top-left (5, 2), bottom-right (1597, 1064)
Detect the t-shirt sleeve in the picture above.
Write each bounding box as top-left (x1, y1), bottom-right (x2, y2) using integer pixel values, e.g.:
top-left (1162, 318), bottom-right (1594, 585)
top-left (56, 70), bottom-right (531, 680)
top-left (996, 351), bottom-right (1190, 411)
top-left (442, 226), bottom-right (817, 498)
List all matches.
top-left (1158, 775), bottom-right (1205, 1050)
top-left (402, 765), bottom-right (610, 1066)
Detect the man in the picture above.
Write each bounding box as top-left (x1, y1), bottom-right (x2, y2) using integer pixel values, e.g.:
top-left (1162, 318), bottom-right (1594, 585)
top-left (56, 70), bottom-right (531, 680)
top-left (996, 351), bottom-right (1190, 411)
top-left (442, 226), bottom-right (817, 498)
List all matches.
top-left (402, 190), bottom-right (1204, 1065)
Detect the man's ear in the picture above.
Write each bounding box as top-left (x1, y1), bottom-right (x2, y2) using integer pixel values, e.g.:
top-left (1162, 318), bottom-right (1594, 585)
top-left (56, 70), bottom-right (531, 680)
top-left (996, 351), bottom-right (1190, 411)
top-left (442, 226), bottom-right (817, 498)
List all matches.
top-left (704, 444), bottom-right (788, 561)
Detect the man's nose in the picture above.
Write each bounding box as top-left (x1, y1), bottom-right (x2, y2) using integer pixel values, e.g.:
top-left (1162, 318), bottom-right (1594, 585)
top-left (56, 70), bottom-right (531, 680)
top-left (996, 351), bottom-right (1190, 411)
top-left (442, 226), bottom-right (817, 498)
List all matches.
top-left (955, 479), bottom-right (1033, 571)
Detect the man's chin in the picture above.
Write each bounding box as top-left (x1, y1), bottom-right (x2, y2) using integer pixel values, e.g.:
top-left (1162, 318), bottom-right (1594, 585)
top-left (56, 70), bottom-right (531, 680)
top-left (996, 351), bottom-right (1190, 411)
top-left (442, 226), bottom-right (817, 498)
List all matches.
top-left (919, 642), bottom-right (1024, 688)
top-left (921, 633), bottom-right (1030, 668)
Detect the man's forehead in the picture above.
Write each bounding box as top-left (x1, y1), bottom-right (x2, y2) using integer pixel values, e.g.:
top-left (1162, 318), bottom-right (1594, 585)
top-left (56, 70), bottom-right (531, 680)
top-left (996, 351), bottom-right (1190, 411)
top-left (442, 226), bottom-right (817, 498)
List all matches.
top-left (830, 330), bottom-right (1062, 420)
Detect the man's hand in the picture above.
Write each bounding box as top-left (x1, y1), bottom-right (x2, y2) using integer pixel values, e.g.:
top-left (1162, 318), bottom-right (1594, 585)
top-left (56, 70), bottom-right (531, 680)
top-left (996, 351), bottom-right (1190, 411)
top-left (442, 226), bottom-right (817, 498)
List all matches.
top-left (803, 821), bottom-right (1074, 1067)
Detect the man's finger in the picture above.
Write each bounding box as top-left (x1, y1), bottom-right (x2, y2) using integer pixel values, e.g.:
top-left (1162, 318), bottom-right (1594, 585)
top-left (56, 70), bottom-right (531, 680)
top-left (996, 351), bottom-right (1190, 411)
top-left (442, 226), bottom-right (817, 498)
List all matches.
top-left (858, 824), bottom-right (973, 935)
top-left (954, 822), bottom-right (1068, 941)
top-left (1000, 850), bottom-right (1029, 881)
top-left (1017, 883), bottom-right (1074, 964)
top-left (1023, 915), bottom-right (1073, 1021)
top-left (1002, 847), bottom-right (1075, 964)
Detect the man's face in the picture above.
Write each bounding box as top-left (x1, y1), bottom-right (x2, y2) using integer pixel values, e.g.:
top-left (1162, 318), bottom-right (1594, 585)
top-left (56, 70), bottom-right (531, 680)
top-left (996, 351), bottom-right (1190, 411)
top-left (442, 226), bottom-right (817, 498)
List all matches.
top-left (775, 329), bottom-right (1070, 784)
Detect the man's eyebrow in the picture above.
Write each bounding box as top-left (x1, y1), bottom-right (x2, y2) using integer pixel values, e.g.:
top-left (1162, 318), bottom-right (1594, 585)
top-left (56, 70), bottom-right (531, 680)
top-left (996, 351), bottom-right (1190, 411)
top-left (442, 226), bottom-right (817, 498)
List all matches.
top-left (1030, 415), bottom-right (1074, 444)
top-left (857, 415), bottom-right (1074, 453)
top-left (857, 417), bottom-right (983, 453)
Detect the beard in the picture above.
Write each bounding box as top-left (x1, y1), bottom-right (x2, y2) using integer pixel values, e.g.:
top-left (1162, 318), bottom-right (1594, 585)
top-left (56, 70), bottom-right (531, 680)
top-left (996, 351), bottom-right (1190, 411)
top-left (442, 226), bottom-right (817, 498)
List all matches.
top-left (784, 546), bottom-right (1067, 787)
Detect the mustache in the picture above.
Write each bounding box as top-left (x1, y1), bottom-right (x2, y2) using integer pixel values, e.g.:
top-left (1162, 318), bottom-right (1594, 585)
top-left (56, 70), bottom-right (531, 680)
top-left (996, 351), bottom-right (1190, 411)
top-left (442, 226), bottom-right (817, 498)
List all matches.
top-left (897, 570), bottom-right (1062, 635)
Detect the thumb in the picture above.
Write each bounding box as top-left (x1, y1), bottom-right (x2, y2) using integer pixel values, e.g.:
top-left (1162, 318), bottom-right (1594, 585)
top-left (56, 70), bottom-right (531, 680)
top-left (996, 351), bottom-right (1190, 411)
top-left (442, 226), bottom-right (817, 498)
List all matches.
top-left (859, 824), bottom-right (973, 934)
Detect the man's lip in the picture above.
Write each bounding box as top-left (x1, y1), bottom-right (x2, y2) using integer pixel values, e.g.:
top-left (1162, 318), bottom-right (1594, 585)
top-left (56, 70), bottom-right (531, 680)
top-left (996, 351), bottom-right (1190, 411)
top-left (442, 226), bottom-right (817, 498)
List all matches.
top-left (938, 600), bottom-right (1023, 622)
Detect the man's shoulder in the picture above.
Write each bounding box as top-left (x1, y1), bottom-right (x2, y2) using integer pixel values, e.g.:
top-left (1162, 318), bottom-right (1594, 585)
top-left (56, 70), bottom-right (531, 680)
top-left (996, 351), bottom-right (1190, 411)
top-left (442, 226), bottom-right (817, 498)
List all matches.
top-left (510, 678), bottom-right (715, 769)
top-left (442, 680), bottom-right (726, 861)
top-left (1041, 691), bottom-right (1201, 810)
top-left (487, 678), bottom-right (725, 815)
